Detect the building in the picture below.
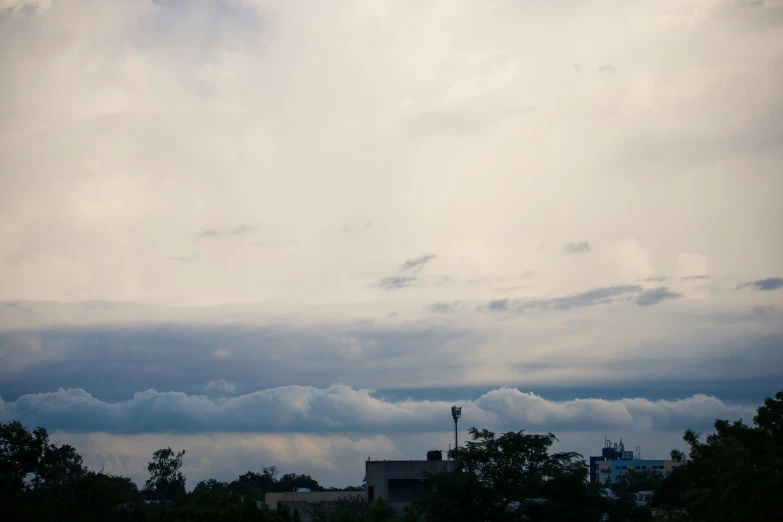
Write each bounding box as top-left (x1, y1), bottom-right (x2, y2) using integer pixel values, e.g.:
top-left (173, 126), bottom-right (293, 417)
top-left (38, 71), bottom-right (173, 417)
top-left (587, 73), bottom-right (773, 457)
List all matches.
top-left (590, 437), bottom-right (687, 484)
top-left (595, 459), bottom-right (686, 484)
top-left (365, 450), bottom-right (457, 509)
top-left (264, 490), bottom-right (366, 522)
top-left (265, 490), bottom-right (365, 506)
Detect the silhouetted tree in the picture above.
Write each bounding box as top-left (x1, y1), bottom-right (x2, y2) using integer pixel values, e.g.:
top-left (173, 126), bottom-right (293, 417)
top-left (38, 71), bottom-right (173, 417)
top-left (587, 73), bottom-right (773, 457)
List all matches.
top-left (145, 447), bottom-right (186, 502)
top-left (416, 427), bottom-right (603, 522)
top-left (654, 389), bottom-right (783, 522)
top-left (277, 471), bottom-right (322, 492)
top-left (0, 420), bottom-right (51, 492)
top-left (229, 466), bottom-right (280, 499)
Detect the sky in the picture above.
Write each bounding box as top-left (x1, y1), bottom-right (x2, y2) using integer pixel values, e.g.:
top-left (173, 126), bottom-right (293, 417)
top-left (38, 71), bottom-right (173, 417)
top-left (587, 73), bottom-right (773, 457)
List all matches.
top-left (1, 0), bottom-right (782, 489)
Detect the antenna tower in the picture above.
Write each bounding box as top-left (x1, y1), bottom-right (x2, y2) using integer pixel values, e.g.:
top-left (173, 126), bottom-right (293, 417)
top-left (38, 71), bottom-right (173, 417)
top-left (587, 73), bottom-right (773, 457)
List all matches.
top-left (451, 406), bottom-right (462, 451)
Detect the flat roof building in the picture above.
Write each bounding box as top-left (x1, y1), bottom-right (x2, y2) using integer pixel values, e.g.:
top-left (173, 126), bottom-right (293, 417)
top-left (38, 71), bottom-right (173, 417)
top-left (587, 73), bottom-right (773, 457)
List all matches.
top-left (265, 490), bottom-right (366, 522)
top-left (365, 451), bottom-right (457, 509)
top-left (596, 459), bottom-right (686, 484)
top-left (590, 437), bottom-right (687, 484)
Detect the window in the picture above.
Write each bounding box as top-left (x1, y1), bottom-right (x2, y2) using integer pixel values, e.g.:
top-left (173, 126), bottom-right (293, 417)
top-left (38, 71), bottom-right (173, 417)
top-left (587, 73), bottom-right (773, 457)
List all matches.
top-left (368, 486), bottom-right (374, 503)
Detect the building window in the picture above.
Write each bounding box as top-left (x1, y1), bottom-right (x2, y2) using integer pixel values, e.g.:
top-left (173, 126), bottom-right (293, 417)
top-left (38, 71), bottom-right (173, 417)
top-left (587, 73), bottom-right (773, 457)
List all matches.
top-left (368, 486), bottom-right (374, 503)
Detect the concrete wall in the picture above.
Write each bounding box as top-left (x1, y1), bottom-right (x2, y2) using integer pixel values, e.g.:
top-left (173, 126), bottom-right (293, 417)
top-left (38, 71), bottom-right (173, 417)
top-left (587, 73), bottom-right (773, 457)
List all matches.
top-left (365, 460), bottom-right (457, 508)
top-left (265, 491), bottom-right (366, 505)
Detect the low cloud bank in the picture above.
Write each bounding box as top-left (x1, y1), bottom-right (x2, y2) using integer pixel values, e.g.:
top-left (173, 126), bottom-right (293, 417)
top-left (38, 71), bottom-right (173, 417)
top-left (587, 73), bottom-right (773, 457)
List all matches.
top-left (1, 385), bottom-right (753, 435)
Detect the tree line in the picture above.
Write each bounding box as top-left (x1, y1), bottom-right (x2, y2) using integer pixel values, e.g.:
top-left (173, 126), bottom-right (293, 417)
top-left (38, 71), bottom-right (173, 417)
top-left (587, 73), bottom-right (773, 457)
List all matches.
top-left (1, 388), bottom-right (781, 521)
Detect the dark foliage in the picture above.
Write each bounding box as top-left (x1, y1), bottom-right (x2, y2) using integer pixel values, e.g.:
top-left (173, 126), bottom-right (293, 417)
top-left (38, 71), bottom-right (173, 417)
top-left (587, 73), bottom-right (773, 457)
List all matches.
top-left (652, 390), bottom-right (783, 522)
top-left (145, 447), bottom-right (187, 502)
top-left (414, 427), bottom-right (605, 522)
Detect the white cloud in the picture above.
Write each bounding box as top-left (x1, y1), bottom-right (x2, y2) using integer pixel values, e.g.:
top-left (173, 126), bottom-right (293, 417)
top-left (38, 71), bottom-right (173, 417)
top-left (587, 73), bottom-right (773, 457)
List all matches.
top-left (52, 430), bottom-right (395, 490)
top-left (204, 379), bottom-right (236, 394)
top-left (0, 385), bottom-right (755, 435)
top-left (607, 238), bottom-right (655, 282)
top-left (0, 0), bottom-right (780, 304)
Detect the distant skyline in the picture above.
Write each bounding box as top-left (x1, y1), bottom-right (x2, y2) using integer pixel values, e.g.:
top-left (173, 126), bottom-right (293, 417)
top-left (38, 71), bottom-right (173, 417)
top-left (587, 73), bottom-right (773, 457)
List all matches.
top-left (1, 0), bottom-right (782, 488)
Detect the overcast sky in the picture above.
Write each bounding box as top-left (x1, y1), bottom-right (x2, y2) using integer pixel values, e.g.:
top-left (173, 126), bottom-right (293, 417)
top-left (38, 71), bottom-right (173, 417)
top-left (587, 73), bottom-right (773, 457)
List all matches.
top-left (1, 0), bottom-right (782, 489)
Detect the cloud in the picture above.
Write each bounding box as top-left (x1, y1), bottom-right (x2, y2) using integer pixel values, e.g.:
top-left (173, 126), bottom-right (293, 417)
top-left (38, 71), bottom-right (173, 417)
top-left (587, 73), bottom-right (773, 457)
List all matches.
top-left (636, 287), bottom-right (683, 306)
top-left (52, 430), bottom-right (394, 490)
top-left (1, 307), bottom-right (781, 418)
top-left (375, 276), bottom-right (417, 290)
top-left (0, 385), bottom-right (755, 436)
top-left (400, 254), bottom-right (436, 273)
top-left (0, 0), bottom-right (50, 12)
top-left (487, 299), bottom-right (510, 311)
top-left (0, 319), bottom-right (482, 400)
top-left (740, 277), bottom-right (783, 291)
top-left (486, 285), bottom-right (643, 313)
top-left (494, 285), bottom-right (528, 292)
top-left (199, 225), bottom-right (258, 239)
top-left (638, 276), bottom-right (668, 282)
top-left (429, 302), bottom-right (459, 314)
top-left (231, 225), bottom-right (256, 235)
top-left (1, 0), bottom-right (780, 307)
top-left (204, 379), bottom-right (236, 394)
top-left (681, 274), bottom-right (710, 281)
top-left (562, 242), bottom-right (591, 254)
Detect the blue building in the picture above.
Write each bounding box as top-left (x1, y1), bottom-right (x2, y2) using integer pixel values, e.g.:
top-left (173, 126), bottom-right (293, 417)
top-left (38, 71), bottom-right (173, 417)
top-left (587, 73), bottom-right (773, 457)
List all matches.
top-left (589, 437), bottom-right (685, 484)
top-left (589, 437), bottom-right (634, 483)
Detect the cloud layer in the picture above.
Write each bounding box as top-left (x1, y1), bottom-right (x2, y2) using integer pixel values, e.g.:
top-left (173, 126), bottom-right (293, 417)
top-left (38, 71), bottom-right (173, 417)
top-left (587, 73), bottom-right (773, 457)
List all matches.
top-left (0, 385), bottom-right (754, 435)
top-left (52, 430), bottom-right (394, 490)
top-left (485, 285), bottom-right (646, 312)
top-left (741, 277), bottom-right (783, 291)
top-left (636, 287), bottom-right (682, 306)
top-left (1, 0), bottom-right (781, 304)
top-left (2, 0), bottom-right (782, 489)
